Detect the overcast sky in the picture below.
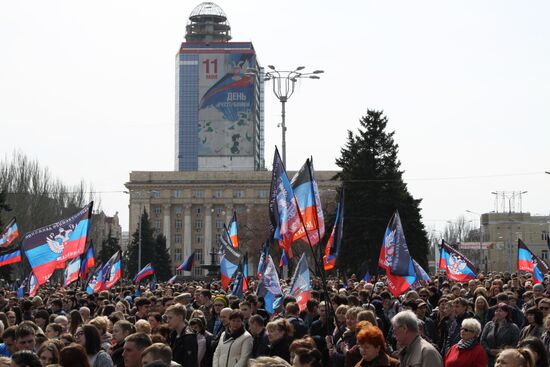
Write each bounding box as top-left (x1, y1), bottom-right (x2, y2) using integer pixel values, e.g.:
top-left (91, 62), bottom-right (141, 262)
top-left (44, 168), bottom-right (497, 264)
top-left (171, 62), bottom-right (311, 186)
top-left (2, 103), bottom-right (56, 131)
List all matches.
top-left (1, 1), bottom-right (549, 235)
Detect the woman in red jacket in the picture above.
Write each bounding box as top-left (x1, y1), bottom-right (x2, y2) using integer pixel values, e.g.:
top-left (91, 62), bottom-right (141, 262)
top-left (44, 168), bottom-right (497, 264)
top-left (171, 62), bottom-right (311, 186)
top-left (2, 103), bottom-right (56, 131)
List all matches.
top-left (445, 318), bottom-right (488, 367)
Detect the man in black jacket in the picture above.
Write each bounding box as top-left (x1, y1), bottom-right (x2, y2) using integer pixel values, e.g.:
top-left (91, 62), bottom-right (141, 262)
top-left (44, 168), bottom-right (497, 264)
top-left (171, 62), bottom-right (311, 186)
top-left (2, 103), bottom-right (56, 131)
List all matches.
top-left (249, 315), bottom-right (269, 358)
top-left (166, 304), bottom-right (198, 367)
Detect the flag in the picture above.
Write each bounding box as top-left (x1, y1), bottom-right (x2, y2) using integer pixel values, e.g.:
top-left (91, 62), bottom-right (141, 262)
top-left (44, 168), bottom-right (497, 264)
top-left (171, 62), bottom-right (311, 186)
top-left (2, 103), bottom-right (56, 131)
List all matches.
top-left (220, 224), bottom-right (242, 263)
top-left (243, 252), bottom-right (249, 292)
top-left (0, 218), bottom-right (19, 248)
top-left (177, 252), bottom-right (195, 272)
top-left (0, 249), bottom-right (22, 268)
top-left (102, 251), bottom-right (122, 289)
top-left (323, 191), bottom-right (344, 271)
top-left (257, 240), bottom-right (270, 278)
top-left (288, 253), bottom-right (312, 312)
top-left (134, 263), bottom-right (155, 283)
top-left (290, 159), bottom-right (325, 246)
top-left (257, 255), bottom-right (283, 314)
top-left (279, 249), bottom-right (289, 268)
top-left (220, 254), bottom-right (239, 291)
top-left (63, 257), bottom-right (81, 287)
top-left (363, 271), bottom-right (371, 282)
top-left (518, 239), bottom-right (547, 284)
top-left (228, 212), bottom-right (239, 249)
top-left (149, 275), bottom-right (157, 291)
top-left (439, 240), bottom-right (477, 282)
top-left (413, 259), bottom-right (430, 282)
top-left (86, 264), bottom-right (104, 295)
top-left (230, 268), bottom-right (245, 299)
top-left (167, 275), bottom-right (177, 284)
top-left (22, 202), bottom-right (93, 285)
top-left (80, 245), bottom-right (96, 280)
top-left (378, 211), bottom-right (417, 297)
top-left (269, 148), bottom-right (302, 255)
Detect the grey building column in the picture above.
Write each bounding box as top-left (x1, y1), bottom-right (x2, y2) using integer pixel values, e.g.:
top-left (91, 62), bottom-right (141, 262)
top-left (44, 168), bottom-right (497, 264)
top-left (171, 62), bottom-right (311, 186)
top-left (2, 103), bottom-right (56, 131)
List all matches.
top-left (163, 204), bottom-right (171, 251)
top-left (183, 204), bottom-right (192, 267)
top-left (204, 204), bottom-right (212, 265)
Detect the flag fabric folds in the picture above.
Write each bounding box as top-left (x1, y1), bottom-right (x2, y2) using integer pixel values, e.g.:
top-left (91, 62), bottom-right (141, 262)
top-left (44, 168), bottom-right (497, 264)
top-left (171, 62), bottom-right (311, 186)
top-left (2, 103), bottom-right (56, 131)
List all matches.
top-left (80, 245), bottom-right (96, 280)
top-left (102, 251), bottom-right (122, 289)
top-left (242, 253), bottom-right (249, 292)
top-left (22, 202), bottom-right (93, 285)
top-left (438, 241), bottom-right (477, 282)
top-left (363, 271), bottom-right (371, 282)
top-left (290, 159), bottom-right (325, 246)
top-left (178, 252), bottom-right (195, 272)
top-left (257, 240), bottom-right (270, 278)
top-left (323, 191), bottom-right (344, 271)
top-left (279, 249), bottom-right (289, 268)
top-left (288, 253), bottom-right (312, 312)
top-left (378, 211), bottom-right (417, 297)
top-left (228, 212), bottom-right (239, 249)
top-left (167, 275), bottom-right (177, 285)
top-left (134, 263), bottom-right (155, 283)
top-left (86, 264), bottom-right (104, 295)
top-left (220, 254), bottom-right (239, 291)
top-left (518, 239), bottom-right (548, 284)
top-left (0, 218), bottom-right (19, 248)
top-left (413, 259), bottom-right (431, 282)
top-left (0, 249), bottom-right (22, 268)
top-left (63, 257), bottom-right (81, 287)
top-left (269, 148), bottom-right (302, 255)
top-left (257, 255), bottom-right (283, 314)
top-left (220, 225), bottom-right (242, 262)
top-left (17, 274), bottom-right (37, 298)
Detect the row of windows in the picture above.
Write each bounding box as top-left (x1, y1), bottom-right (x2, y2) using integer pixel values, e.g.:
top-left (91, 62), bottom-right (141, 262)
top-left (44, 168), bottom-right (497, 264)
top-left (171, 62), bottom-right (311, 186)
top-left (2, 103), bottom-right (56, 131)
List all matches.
top-left (151, 205), bottom-right (248, 217)
top-left (148, 189), bottom-right (270, 199)
top-left (174, 234), bottom-right (203, 244)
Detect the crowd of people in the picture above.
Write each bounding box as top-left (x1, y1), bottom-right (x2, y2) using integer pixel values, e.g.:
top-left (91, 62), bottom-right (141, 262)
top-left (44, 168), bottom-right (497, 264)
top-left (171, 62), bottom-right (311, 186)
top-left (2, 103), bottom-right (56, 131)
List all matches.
top-left (0, 270), bottom-right (547, 367)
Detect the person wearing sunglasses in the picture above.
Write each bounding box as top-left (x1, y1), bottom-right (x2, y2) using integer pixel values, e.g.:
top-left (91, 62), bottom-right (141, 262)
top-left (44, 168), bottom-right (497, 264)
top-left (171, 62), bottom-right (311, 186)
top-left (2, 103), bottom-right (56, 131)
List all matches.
top-left (481, 303), bottom-right (520, 367)
top-left (444, 318), bottom-right (487, 367)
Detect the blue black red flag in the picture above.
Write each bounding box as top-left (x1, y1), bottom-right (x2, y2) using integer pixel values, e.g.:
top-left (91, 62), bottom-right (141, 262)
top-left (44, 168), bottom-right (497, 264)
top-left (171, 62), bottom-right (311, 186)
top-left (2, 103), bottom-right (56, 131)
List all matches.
top-left (0, 218), bottom-right (19, 248)
top-left (439, 240), bottom-right (477, 282)
top-left (63, 257), bottom-right (81, 287)
top-left (323, 190), bottom-right (344, 271)
top-left (177, 252), bottom-right (195, 272)
top-left (86, 264), bottom-right (104, 295)
top-left (279, 249), bottom-right (289, 268)
top-left (22, 202), bottom-right (93, 285)
top-left (134, 263), bottom-right (155, 283)
top-left (0, 248), bottom-right (22, 268)
top-left (518, 239), bottom-right (548, 284)
top-left (413, 259), bottom-right (431, 284)
top-left (257, 255), bottom-right (283, 314)
top-left (288, 253), bottom-right (312, 312)
top-left (378, 211), bottom-right (417, 297)
top-left (102, 251), bottom-right (122, 289)
top-left (242, 252), bottom-right (249, 292)
top-left (290, 159), bottom-right (325, 245)
top-left (257, 240), bottom-right (270, 278)
top-left (220, 224), bottom-right (242, 261)
top-left (220, 254), bottom-right (239, 291)
top-left (228, 212), bottom-right (239, 249)
top-left (80, 245), bottom-right (96, 280)
top-left (167, 275), bottom-right (177, 285)
top-left (269, 148), bottom-right (302, 255)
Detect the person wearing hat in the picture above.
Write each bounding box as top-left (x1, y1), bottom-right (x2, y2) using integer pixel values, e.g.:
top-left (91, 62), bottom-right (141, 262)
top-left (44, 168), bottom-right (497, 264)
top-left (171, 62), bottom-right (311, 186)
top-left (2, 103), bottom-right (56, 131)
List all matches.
top-left (415, 299), bottom-right (437, 344)
top-left (208, 296), bottom-right (229, 335)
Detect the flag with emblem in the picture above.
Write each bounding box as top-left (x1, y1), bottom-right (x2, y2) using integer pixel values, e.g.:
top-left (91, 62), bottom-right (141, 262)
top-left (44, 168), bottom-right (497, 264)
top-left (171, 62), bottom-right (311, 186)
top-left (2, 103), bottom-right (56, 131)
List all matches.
top-left (0, 218), bottom-right (19, 248)
top-left (439, 240), bottom-right (477, 282)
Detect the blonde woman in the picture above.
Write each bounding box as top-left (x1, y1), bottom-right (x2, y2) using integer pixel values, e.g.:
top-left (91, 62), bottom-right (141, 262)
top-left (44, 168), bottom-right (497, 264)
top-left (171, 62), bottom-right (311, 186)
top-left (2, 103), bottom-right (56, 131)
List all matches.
top-left (474, 296), bottom-right (489, 328)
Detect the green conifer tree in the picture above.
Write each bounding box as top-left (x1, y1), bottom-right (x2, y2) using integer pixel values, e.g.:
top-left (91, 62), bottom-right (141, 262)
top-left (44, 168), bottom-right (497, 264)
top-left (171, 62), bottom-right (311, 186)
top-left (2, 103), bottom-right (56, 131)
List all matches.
top-left (153, 234), bottom-right (172, 282)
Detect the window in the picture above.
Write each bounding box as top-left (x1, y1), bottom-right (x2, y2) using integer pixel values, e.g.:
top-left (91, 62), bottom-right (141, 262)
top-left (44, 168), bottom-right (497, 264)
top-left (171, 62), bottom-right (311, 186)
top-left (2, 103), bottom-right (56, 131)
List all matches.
top-left (173, 190), bottom-right (183, 198)
top-left (215, 207), bottom-right (224, 216)
top-left (194, 207), bottom-right (201, 218)
top-left (175, 206), bottom-right (183, 216)
top-left (236, 206), bottom-right (245, 214)
top-left (175, 219), bottom-right (182, 229)
top-left (542, 250), bottom-right (548, 261)
top-left (154, 220), bottom-right (161, 229)
top-left (195, 219), bottom-right (202, 229)
top-left (213, 190), bottom-right (223, 198)
top-left (543, 231), bottom-right (549, 241)
top-left (233, 190), bottom-right (245, 198)
top-left (192, 190), bottom-right (203, 198)
top-left (195, 235), bottom-right (202, 244)
top-left (257, 190), bottom-right (269, 199)
top-left (151, 191), bottom-right (160, 198)
top-left (193, 249), bottom-right (203, 277)
top-left (174, 234), bottom-right (182, 243)
top-left (216, 219), bottom-right (224, 229)
top-left (215, 233), bottom-right (222, 244)
top-left (154, 207), bottom-right (161, 215)
top-left (175, 248), bottom-right (182, 263)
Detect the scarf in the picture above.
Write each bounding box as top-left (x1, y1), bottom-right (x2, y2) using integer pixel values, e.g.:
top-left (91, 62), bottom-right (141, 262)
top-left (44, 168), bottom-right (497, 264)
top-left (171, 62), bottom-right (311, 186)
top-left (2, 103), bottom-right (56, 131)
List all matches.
top-left (457, 337), bottom-right (478, 350)
top-left (224, 326), bottom-right (245, 342)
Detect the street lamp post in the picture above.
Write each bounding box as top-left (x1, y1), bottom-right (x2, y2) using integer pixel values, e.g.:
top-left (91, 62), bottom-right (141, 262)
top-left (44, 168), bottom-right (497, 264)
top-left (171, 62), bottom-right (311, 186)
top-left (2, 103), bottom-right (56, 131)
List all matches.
top-left (264, 66), bottom-right (323, 166)
top-left (466, 210), bottom-right (485, 272)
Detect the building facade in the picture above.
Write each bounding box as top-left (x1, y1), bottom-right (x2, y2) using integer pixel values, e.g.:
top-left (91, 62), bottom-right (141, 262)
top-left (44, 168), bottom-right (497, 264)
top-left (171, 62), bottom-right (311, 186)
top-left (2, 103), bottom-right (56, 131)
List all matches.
top-left (89, 211), bottom-right (122, 256)
top-left (460, 212), bottom-right (550, 273)
top-left (125, 170), bottom-right (339, 276)
top-left (175, 3), bottom-right (264, 171)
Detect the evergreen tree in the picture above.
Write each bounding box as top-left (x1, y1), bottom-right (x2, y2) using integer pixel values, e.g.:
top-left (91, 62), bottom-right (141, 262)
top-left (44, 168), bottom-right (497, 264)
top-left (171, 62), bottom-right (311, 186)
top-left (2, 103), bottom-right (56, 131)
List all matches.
top-left (153, 234), bottom-right (172, 281)
top-left (125, 210), bottom-right (156, 278)
top-left (99, 229), bottom-right (121, 264)
top-left (335, 110), bottom-right (429, 274)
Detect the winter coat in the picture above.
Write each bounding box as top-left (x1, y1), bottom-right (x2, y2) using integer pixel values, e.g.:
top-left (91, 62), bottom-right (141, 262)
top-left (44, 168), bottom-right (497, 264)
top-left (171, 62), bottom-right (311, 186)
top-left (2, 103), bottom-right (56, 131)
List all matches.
top-left (354, 353), bottom-right (399, 367)
top-left (481, 320), bottom-right (520, 366)
top-left (267, 335), bottom-right (292, 362)
top-left (212, 327), bottom-right (253, 367)
top-left (519, 324), bottom-right (544, 341)
top-left (169, 328), bottom-right (199, 367)
top-left (251, 328), bottom-right (269, 358)
top-left (398, 335), bottom-right (443, 367)
top-left (444, 342), bottom-right (487, 367)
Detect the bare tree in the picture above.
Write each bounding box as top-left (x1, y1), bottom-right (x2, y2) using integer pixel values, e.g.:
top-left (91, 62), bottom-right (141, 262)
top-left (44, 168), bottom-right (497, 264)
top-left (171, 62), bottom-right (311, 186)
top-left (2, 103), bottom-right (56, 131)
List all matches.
top-left (443, 215), bottom-right (474, 245)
